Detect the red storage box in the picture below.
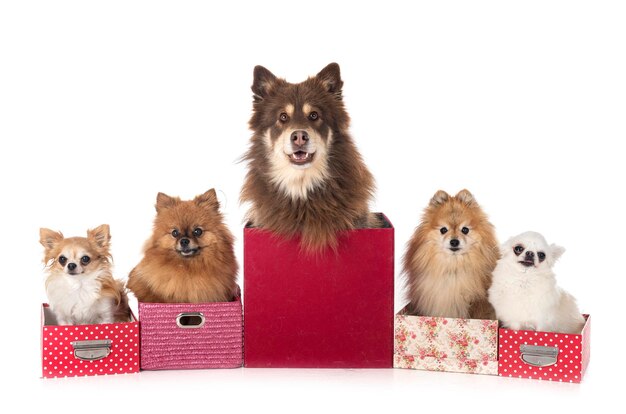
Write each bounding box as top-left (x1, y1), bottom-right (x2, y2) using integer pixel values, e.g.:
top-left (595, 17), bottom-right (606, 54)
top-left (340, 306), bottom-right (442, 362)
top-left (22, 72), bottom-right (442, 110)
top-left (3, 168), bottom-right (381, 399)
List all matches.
top-left (138, 288), bottom-right (243, 370)
top-left (394, 305), bottom-right (499, 375)
top-left (41, 303), bottom-right (139, 378)
top-left (243, 214), bottom-right (394, 368)
top-left (498, 315), bottom-right (591, 383)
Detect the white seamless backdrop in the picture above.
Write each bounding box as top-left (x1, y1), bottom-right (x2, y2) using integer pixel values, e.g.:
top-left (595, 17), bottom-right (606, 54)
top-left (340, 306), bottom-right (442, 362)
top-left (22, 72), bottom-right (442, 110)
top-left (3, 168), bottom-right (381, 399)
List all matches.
top-left (1, 1), bottom-right (624, 413)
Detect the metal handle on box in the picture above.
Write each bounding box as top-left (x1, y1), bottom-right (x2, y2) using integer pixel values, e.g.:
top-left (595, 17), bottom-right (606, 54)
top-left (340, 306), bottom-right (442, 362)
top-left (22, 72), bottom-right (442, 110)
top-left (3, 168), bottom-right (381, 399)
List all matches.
top-left (519, 344), bottom-right (558, 367)
top-left (71, 339), bottom-right (112, 361)
top-left (176, 312), bottom-right (205, 328)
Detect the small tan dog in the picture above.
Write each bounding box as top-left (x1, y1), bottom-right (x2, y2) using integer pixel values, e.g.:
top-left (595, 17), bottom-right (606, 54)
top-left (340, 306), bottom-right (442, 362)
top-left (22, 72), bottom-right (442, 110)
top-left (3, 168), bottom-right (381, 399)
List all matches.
top-left (40, 224), bottom-right (131, 325)
top-left (403, 190), bottom-right (499, 319)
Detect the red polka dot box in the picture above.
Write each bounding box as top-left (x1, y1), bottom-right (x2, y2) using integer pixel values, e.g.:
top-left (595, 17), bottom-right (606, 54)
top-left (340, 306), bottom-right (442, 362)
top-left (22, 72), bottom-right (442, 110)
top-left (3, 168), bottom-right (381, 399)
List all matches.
top-left (138, 287), bottom-right (243, 370)
top-left (498, 315), bottom-right (591, 383)
top-left (41, 303), bottom-right (139, 379)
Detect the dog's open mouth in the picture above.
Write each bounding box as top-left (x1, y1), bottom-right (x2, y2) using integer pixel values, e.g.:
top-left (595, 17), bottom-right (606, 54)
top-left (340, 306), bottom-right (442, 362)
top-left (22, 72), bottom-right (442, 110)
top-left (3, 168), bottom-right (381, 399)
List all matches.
top-left (519, 260), bottom-right (534, 267)
top-left (178, 248), bottom-right (199, 257)
top-left (289, 151), bottom-right (314, 165)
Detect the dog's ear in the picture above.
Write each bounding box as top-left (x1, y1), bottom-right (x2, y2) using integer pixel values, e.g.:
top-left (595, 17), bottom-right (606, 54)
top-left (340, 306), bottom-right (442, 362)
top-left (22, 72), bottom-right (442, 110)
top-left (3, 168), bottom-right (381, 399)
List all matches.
top-left (156, 192), bottom-right (178, 211)
top-left (252, 65), bottom-right (278, 102)
top-left (40, 228), bottom-right (63, 251)
top-left (429, 190), bottom-right (450, 206)
top-left (455, 189), bottom-right (476, 206)
top-left (195, 188), bottom-right (220, 211)
top-left (550, 244), bottom-right (566, 262)
top-left (316, 63), bottom-right (343, 99)
top-left (87, 224), bottom-right (111, 250)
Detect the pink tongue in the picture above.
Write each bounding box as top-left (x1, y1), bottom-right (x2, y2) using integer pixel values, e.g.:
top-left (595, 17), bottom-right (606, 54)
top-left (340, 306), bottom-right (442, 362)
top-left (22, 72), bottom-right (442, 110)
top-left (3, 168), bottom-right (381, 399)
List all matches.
top-left (293, 152), bottom-right (307, 160)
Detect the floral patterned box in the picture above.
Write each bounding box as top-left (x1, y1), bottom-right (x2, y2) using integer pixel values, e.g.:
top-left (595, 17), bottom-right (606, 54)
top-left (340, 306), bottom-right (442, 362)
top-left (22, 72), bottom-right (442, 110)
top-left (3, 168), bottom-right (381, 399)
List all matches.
top-left (394, 305), bottom-right (498, 375)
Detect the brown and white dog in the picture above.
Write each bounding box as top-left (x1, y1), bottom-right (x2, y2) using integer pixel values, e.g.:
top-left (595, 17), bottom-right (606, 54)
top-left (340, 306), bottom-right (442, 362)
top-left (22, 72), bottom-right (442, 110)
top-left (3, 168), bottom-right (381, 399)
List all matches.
top-left (240, 63), bottom-right (380, 252)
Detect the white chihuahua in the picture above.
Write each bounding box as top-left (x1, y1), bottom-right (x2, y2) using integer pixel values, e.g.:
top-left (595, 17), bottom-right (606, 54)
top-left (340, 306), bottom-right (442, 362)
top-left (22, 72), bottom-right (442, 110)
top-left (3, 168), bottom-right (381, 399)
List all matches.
top-left (488, 231), bottom-right (585, 334)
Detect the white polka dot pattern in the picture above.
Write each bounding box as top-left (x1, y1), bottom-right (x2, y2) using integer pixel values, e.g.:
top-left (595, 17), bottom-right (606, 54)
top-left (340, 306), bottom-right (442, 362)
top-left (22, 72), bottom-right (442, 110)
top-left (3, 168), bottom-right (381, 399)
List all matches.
top-left (497, 315), bottom-right (591, 383)
top-left (41, 304), bottom-right (139, 379)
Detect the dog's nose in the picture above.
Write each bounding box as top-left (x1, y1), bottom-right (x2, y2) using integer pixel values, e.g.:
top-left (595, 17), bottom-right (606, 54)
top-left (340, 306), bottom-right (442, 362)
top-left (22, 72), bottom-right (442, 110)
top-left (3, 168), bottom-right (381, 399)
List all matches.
top-left (525, 251), bottom-right (535, 258)
top-left (67, 263), bottom-right (77, 271)
top-left (291, 130), bottom-right (309, 147)
top-left (180, 238), bottom-right (190, 247)
top-left (450, 239), bottom-right (460, 248)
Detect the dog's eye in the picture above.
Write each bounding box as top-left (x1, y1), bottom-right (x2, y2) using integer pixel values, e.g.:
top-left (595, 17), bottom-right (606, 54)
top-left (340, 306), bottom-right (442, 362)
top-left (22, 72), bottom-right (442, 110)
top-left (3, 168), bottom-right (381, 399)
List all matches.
top-left (193, 228), bottom-right (203, 237)
top-left (461, 227), bottom-right (470, 235)
top-left (440, 227), bottom-right (448, 235)
top-left (81, 256), bottom-right (90, 264)
top-left (308, 111), bottom-right (319, 121)
top-left (172, 229), bottom-right (180, 238)
top-left (279, 112), bottom-right (289, 122)
top-left (58, 255), bottom-right (67, 265)
top-left (514, 245), bottom-right (524, 255)
top-left (537, 252), bottom-right (546, 262)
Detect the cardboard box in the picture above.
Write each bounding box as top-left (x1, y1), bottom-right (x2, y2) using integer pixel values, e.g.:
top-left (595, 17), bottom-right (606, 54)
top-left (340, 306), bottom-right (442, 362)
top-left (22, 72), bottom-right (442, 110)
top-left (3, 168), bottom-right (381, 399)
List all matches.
top-left (498, 315), bottom-right (591, 382)
top-left (138, 288), bottom-right (243, 370)
top-left (41, 303), bottom-right (139, 378)
top-left (394, 306), bottom-right (499, 375)
top-left (243, 214), bottom-right (394, 368)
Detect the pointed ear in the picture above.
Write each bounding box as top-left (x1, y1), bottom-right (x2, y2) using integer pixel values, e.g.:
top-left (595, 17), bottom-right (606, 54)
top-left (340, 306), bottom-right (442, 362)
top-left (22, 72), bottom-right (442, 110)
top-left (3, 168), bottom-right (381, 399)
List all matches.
top-left (316, 62), bottom-right (343, 98)
top-left (195, 189), bottom-right (219, 211)
top-left (156, 192), bottom-right (178, 211)
top-left (455, 189), bottom-right (476, 206)
top-left (87, 224), bottom-right (111, 250)
top-left (429, 190), bottom-right (450, 207)
top-left (550, 244), bottom-right (566, 261)
top-left (252, 65), bottom-right (278, 101)
top-left (40, 228), bottom-right (63, 251)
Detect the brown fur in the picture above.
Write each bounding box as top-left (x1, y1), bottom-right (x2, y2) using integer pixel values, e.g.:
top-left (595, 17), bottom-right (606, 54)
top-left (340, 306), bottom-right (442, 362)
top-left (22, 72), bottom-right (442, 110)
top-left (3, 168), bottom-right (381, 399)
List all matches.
top-left (402, 190), bottom-right (499, 319)
top-left (240, 63), bottom-right (379, 252)
top-left (127, 189), bottom-right (238, 303)
top-left (39, 224), bottom-right (131, 324)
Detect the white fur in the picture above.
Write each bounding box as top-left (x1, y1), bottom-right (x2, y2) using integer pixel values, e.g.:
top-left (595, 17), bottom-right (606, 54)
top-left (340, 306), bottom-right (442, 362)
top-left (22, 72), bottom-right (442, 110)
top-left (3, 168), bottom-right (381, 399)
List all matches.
top-left (46, 267), bottom-right (117, 325)
top-left (264, 129), bottom-right (332, 200)
top-left (488, 231), bottom-right (585, 334)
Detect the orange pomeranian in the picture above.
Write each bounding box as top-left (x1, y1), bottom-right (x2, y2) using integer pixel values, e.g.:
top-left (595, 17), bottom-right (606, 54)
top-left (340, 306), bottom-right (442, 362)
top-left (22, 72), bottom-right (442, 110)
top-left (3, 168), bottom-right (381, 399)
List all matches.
top-left (127, 189), bottom-right (238, 303)
top-left (40, 224), bottom-right (131, 325)
top-left (403, 190), bottom-right (499, 319)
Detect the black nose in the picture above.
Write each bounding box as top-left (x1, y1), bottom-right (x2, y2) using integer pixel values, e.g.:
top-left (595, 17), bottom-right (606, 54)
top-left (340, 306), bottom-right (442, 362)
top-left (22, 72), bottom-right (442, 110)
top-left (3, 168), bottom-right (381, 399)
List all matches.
top-left (526, 251), bottom-right (535, 258)
top-left (291, 130), bottom-right (309, 147)
top-left (180, 238), bottom-right (190, 247)
top-left (67, 263), bottom-right (77, 271)
top-left (450, 239), bottom-right (460, 248)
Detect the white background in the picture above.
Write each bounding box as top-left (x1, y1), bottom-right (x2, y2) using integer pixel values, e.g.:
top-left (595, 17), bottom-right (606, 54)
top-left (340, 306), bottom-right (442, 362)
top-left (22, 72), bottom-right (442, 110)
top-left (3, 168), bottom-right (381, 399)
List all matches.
top-left (1, 1), bottom-right (624, 412)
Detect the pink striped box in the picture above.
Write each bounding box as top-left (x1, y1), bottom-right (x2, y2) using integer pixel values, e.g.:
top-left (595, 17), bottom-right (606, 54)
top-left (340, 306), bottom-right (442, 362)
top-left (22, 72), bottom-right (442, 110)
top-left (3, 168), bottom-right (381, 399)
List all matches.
top-left (138, 289), bottom-right (243, 370)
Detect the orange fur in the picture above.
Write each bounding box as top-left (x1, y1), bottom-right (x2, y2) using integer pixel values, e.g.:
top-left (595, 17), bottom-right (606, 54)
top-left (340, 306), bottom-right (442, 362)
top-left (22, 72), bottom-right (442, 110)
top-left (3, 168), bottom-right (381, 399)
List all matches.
top-left (402, 190), bottom-right (499, 319)
top-left (127, 189), bottom-right (238, 303)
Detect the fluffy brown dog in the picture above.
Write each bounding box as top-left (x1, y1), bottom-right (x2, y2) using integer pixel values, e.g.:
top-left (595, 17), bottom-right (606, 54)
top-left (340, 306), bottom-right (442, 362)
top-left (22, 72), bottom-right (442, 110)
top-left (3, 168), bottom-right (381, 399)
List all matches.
top-left (240, 63), bottom-right (379, 252)
top-left (127, 189), bottom-right (238, 303)
top-left (403, 190), bottom-right (499, 319)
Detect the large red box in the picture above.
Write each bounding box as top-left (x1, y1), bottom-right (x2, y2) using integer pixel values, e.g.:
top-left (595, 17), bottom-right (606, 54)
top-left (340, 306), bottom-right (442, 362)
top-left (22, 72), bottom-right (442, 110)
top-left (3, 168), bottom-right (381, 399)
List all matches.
top-left (243, 214), bottom-right (394, 368)
top-left (41, 303), bottom-right (139, 378)
top-left (138, 288), bottom-right (243, 370)
top-left (498, 315), bottom-right (591, 383)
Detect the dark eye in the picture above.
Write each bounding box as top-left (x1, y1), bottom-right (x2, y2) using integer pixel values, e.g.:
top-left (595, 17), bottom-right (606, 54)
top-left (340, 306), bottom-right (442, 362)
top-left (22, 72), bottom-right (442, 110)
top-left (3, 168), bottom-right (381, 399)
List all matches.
top-left (81, 256), bottom-right (90, 264)
top-left (514, 245), bottom-right (524, 256)
top-left (279, 112), bottom-right (289, 122)
top-left (462, 227), bottom-right (470, 235)
top-left (440, 227), bottom-right (448, 234)
top-left (308, 111), bottom-right (318, 121)
top-left (172, 229), bottom-right (180, 238)
top-left (193, 228), bottom-right (203, 237)
top-left (58, 256), bottom-right (67, 265)
top-left (537, 252), bottom-right (546, 262)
